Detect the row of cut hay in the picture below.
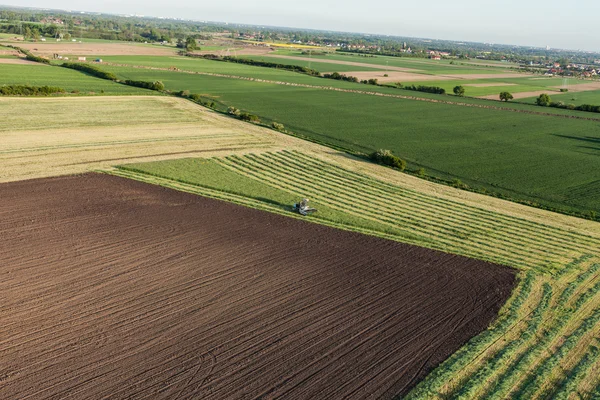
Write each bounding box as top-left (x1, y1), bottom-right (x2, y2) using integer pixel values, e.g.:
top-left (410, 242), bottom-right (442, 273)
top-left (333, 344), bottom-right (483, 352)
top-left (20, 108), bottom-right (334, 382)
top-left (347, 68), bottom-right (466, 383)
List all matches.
top-left (216, 152), bottom-right (591, 271)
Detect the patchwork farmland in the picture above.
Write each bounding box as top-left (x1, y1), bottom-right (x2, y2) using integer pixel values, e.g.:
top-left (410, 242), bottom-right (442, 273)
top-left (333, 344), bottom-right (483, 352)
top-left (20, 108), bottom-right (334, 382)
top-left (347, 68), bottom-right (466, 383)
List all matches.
top-left (2, 31), bottom-right (600, 399)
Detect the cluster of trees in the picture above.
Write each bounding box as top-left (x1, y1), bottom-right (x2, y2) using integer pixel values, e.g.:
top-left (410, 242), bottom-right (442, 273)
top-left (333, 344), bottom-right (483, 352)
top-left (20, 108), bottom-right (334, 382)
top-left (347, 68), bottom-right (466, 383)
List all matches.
top-left (323, 72), bottom-right (358, 82)
top-left (196, 55), bottom-right (321, 76)
top-left (227, 106), bottom-right (260, 123)
top-left (369, 149), bottom-right (406, 171)
top-left (499, 92), bottom-right (514, 102)
top-left (535, 93), bottom-right (600, 113)
top-left (121, 80), bottom-right (165, 91)
top-left (176, 37), bottom-right (198, 51)
top-left (399, 84), bottom-right (446, 95)
top-left (0, 84), bottom-right (65, 96)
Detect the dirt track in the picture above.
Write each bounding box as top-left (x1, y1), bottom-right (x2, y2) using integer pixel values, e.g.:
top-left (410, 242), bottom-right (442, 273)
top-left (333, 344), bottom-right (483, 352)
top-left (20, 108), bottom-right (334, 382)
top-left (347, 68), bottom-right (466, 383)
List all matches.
top-left (0, 174), bottom-right (516, 399)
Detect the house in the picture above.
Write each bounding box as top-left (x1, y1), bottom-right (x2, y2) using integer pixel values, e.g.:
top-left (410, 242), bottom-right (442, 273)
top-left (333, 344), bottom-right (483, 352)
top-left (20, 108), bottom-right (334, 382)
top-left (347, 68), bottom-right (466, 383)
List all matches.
top-left (431, 55), bottom-right (441, 60)
top-left (78, 57), bottom-right (86, 61)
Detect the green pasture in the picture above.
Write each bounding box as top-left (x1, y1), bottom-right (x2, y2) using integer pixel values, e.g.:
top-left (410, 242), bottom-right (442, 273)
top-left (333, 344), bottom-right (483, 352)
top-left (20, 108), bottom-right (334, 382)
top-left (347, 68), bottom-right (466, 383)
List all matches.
top-left (522, 89), bottom-right (600, 106)
top-left (0, 64), bottom-right (154, 95)
top-left (97, 55), bottom-right (381, 82)
top-left (99, 63), bottom-right (600, 216)
top-left (239, 54), bottom-right (382, 72)
top-left (273, 51), bottom-right (515, 75)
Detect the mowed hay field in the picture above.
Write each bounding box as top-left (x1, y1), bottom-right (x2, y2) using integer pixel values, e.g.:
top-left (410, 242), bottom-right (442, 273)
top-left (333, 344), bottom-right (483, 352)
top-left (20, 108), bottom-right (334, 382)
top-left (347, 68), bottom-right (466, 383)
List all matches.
top-left (0, 173), bottom-right (516, 399)
top-left (0, 96), bottom-right (286, 182)
top-left (114, 150), bottom-right (600, 399)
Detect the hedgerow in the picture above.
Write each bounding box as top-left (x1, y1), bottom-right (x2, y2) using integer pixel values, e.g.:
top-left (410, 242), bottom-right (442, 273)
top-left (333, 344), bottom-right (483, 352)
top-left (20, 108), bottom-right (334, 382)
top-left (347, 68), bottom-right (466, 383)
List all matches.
top-left (0, 84), bottom-right (65, 96)
top-left (61, 63), bottom-right (118, 81)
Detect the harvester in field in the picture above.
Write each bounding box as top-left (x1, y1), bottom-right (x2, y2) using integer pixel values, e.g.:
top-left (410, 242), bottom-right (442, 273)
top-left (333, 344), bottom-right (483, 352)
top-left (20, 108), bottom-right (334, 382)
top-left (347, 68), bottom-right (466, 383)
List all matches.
top-left (293, 198), bottom-right (317, 216)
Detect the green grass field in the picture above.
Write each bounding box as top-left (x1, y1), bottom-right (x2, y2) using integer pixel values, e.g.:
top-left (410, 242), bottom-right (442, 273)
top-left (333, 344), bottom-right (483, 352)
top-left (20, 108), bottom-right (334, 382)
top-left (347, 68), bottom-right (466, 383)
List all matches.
top-left (112, 150), bottom-right (600, 399)
top-left (401, 77), bottom-right (565, 97)
top-left (92, 63), bottom-right (600, 216)
top-left (268, 50), bottom-right (516, 75)
top-left (522, 89), bottom-right (600, 106)
top-left (0, 64), bottom-right (154, 95)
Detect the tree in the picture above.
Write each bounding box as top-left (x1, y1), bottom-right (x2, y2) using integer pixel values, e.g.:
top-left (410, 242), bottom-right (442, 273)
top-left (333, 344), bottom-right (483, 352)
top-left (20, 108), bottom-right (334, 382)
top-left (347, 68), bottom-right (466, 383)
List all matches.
top-left (453, 85), bottom-right (465, 96)
top-left (499, 91), bottom-right (514, 102)
top-left (32, 28), bottom-right (40, 41)
top-left (185, 36), bottom-right (198, 51)
top-left (536, 93), bottom-right (552, 107)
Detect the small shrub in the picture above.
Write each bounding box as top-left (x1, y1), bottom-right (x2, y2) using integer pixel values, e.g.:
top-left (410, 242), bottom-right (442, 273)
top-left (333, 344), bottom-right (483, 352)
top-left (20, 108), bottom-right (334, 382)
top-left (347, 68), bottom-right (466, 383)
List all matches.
top-left (121, 80), bottom-right (164, 91)
top-left (227, 106), bottom-right (241, 116)
top-left (272, 122), bottom-right (285, 131)
top-left (239, 113), bottom-right (260, 123)
top-left (536, 93), bottom-right (551, 107)
top-left (369, 149), bottom-right (406, 171)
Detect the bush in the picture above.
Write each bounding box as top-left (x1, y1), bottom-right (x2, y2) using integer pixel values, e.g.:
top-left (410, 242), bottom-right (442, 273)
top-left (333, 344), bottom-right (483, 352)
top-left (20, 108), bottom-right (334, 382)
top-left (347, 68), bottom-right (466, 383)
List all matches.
top-left (453, 85), bottom-right (465, 96)
top-left (227, 106), bottom-right (241, 116)
top-left (62, 62), bottom-right (117, 81)
top-left (369, 149), bottom-right (406, 171)
top-left (499, 91), bottom-right (514, 102)
top-left (25, 54), bottom-right (50, 64)
top-left (323, 72), bottom-right (359, 82)
top-left (0, 84), bottom-right (65, 96)
top-left (403, 84), bottom-right (446, 95)
top-left (122, 80), bottom-right (165, 91)
top-left (560, 88), bottom-right (569, 92)
top-left (272, 122), bottom-right (285, 131)
top-left (536, 93), bottom-right (551, 107)
top-left (239, 113), bottom-right (260, 123)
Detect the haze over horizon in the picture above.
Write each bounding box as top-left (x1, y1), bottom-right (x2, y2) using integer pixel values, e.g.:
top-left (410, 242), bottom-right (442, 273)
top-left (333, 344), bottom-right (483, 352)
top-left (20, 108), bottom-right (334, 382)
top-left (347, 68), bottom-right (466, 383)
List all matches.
top-left (5, 0), bottom-right (600, 52)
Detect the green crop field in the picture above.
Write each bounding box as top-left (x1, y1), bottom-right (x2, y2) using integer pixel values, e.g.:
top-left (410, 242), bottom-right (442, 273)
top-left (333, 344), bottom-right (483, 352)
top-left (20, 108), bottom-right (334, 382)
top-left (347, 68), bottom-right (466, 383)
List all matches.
top-left (111, 150), bottom-right (600, 399)
top-left (268, 50), bottom-right (516, 75)
top-left (0, 64), bottom-right (154, 95)
top-left (522, 89), bottom-right (600, 106)
top-left (95, 55), bottom-right (381, 83)
top-left (98, 63), bottom-right (600, 216)
top-left (400, 76), bottom-right (570, 97)
top-left (240, 54), bottom-right (383, 72)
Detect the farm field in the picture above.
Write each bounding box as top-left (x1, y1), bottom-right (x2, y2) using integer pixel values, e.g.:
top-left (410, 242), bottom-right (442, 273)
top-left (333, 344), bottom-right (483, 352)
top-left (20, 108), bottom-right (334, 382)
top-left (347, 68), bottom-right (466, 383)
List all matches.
top-left (1, 40), bottom-right (179, 56)
top-left (113, 150), bottom-right (600, 399)
top-left (0, 63), bottom-right (153, 94)
top-left (522, 88), bottom-right (600, 106)
top-left (265, 50), bottom-right (520, 75)
top-left (0, 173), bottom-right (516, 399)
top-left (95, 64), bottom-right (600, 216)
top-left (0, 96), bottom-right (287, 182)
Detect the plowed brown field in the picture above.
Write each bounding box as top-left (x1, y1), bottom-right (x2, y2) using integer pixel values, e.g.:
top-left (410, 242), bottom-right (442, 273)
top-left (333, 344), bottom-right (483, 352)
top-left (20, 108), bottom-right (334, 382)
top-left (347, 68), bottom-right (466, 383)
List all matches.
top-left (0, 174), bottom-right (516, 399)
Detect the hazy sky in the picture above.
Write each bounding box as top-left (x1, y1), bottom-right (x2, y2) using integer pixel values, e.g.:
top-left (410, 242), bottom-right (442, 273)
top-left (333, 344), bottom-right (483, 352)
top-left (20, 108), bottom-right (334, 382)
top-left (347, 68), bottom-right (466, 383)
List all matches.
top-left (9, 0), bottom-right (600, 51)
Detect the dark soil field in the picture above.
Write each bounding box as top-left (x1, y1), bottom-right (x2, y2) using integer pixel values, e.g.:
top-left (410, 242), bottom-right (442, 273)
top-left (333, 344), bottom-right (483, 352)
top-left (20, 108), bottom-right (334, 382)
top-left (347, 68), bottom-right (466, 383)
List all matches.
top-left (0, 174), bottom-right (516, 399)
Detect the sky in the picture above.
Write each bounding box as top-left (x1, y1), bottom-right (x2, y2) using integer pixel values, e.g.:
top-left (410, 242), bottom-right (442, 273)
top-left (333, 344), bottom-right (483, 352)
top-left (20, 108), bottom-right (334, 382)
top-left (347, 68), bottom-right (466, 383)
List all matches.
top-left (8, 0), bottom-right (600, 52)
